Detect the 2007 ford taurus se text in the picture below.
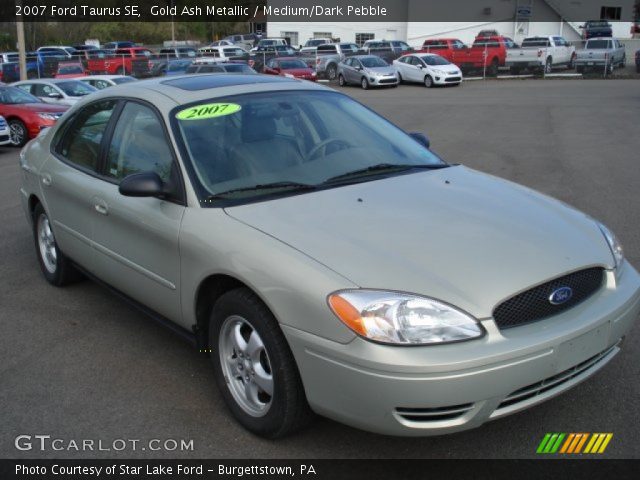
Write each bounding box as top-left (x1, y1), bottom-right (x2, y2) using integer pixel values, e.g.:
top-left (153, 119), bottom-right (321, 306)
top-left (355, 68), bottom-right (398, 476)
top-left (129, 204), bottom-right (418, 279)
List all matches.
top-left (19, 75), bottom-right (640, 438)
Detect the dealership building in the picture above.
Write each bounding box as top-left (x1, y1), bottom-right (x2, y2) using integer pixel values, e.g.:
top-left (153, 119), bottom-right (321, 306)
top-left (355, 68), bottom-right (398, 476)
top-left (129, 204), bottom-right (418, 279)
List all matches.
top-left (262, 0), bottom-right (637, 47)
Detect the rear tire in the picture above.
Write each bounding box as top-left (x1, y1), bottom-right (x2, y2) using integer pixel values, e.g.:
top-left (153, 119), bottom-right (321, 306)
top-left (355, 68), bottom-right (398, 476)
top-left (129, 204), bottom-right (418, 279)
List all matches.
top-left (209, 288), bottom-right (313, 438)
top-left (544, 57), bottom-right (553, 74)
top-left (32, 204), bottom-right (82, 286)
top-left (568, 54), bottom-right (576, 69)
top-left (8, 119), bottom-right (28, 147)
top-left (509, 67), bottom-right (521, 75)
top-left (326, 64), bottom-right (337, 81)
top-left (488, 58), bottom-right (499, 77)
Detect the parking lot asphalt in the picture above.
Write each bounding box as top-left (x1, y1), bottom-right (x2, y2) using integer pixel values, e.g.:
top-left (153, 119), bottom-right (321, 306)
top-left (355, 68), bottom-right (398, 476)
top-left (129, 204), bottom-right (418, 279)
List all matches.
top-left (1, 79), bottom-right (639, 459)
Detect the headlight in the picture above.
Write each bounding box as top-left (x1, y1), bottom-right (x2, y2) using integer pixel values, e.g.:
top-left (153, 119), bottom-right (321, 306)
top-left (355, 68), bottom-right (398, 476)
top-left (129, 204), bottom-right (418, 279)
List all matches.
top-left (432, 69), bottom-right (445, 74)
top-left (328, 290), bottom-right (484, 345)
top-left (284, 73), bottom-right (295, 78)
top-left (37, 113), bottom-right (58, 121)
top-left (597, 222), bottom-right (624, 269)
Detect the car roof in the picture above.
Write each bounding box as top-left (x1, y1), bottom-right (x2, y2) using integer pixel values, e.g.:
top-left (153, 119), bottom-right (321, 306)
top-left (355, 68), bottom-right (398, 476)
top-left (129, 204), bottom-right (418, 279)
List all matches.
top-left (75, 74), bottom-right (330, 109)
top-left (14, 78), bottom-right (83, 85)
top-left (81, 75), bottom-right (132, 80)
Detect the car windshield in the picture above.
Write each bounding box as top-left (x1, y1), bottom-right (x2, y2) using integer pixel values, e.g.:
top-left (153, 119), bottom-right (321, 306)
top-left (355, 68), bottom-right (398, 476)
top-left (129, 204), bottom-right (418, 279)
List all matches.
top-left (280, 59), bottom-right (307, 69)
top-left (112, 76), bottom-right (137, 84)
top-left (222, 64), bottom-right (255, 73)
top-left (173, 91), bottom-right (444, 203)
top-left (58, 65), bottom-right (83, 74)
top-left (421, 55), bottom-right (450, 65)
top-left (0, 86), bottom-right (42, 104)
top-left (587, 40), bottom-right (611, 49)
top-left (361, 57), bottom-right (388, 68)
top-left (56, 81), bottom-right (96, 96)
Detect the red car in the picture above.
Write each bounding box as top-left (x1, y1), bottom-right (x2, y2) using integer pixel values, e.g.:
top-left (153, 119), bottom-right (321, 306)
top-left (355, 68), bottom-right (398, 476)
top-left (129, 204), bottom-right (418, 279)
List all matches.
top-left (0, 85), bottom-right (67, 146)
top-left (263, 57), bottom-right (317, 81)
top-left (55, 62), bottom-right (86, 79)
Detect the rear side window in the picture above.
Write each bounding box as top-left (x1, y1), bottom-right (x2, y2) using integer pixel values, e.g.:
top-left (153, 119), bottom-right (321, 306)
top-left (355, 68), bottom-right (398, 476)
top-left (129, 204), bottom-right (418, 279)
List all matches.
top-left (106, 102), bottom-right (174, 182)
top-left (317, 45), bottom-right (337, 53)
top-left (57, 100), bottom-right (117, 172)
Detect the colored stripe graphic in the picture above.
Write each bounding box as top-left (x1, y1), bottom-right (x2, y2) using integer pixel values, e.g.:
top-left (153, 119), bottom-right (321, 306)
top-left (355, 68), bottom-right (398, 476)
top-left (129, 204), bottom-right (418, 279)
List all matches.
top-left (537, 433), bottom-right (613, 454)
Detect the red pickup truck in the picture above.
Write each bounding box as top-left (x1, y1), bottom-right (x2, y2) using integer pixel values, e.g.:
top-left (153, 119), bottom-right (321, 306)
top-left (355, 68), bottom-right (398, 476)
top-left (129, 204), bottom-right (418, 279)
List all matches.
top-left (86, 47), bottom-right (152, 77)
top-left (460, 36), bottom-right (518, 75)
top-left (421, 35), bottom-right (517, 76)
top-left (420, 38), bottom-right (468, 64)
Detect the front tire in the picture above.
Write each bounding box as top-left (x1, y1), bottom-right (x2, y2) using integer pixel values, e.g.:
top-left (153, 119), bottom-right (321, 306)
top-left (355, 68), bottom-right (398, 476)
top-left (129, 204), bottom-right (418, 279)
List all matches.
top-left (338, 74), bottom-right (346, 87)
top-left (361, 77), bottom-right (369, 89)
top-left (209, 288), bottom-right (313, 438)
top-left (424, 74), bottom-right (434, 88)
top-left (32, 204), bottom-right (81, 286)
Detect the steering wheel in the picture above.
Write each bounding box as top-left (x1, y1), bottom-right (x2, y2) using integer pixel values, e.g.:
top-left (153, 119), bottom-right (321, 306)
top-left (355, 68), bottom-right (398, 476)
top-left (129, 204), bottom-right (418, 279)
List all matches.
top-left (306, 138), bottom-right (352, 161)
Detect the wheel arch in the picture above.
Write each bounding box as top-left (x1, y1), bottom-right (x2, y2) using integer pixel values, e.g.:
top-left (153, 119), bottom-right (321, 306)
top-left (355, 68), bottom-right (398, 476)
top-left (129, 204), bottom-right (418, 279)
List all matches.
top-left (194, 273), bottom-right (262, 349)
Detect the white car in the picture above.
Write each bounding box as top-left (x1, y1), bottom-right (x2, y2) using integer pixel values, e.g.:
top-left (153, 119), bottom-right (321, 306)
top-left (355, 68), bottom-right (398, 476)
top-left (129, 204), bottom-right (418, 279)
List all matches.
top-left (12, 79), bottom-right (97, 106)
top-left (0, 115), bottom-right (10, 146)
top-left (197, 46), bottom-right (250, 61)
top-left (80, 75), bottom-right (138, 90)
top-left (36, 46), bottom-right (75, 58)
top-left (393, 53), bottom-right (463, 88)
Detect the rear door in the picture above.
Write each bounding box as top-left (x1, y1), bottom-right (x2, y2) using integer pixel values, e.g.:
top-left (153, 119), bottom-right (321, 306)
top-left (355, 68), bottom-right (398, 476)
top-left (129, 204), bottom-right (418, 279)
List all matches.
top-left (90, 100), bottom-right (185, 322)
top-left (41, 99), bottom-right (119, 272)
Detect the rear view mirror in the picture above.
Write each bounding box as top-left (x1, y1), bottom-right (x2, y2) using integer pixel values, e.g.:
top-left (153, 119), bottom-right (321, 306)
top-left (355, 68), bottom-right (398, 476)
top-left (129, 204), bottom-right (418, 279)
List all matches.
top-left (119, 172), bottom-right (164, 198)
top-left (409, 132), bottom-right (430, 149)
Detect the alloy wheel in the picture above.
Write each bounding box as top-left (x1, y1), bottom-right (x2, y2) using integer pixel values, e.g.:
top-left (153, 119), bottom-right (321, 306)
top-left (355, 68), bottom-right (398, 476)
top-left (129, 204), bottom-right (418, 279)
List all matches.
top-left (37, 214), bottom-right (57, 274)
top-left (9, 122), bottom-right (25, 146)
top-left (219, 315), bottom-right (274, 417)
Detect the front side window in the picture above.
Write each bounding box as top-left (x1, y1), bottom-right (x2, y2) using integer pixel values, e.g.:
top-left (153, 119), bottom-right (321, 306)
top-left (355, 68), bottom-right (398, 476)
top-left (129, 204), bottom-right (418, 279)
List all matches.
top-left (106, 102), bottom-right (174, 182)
top-left (57, 100), bottom-right (117, 171)
top-left (173, 91), bottom-right (444, 203)
top-left (33, 83), bottom-right (59, 97)
top-left (422, 55), bottom-right (450, 66)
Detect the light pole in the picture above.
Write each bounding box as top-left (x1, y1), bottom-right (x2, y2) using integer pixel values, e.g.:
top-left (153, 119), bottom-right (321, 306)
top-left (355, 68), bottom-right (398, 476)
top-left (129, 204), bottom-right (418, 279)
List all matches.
top-left (16, 0), bottom-right (27, 80)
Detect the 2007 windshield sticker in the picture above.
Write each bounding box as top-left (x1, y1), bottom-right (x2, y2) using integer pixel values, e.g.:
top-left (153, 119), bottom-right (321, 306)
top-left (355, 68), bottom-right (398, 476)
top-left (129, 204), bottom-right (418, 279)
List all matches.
top-left (176, 103), bottom-right (241, 120)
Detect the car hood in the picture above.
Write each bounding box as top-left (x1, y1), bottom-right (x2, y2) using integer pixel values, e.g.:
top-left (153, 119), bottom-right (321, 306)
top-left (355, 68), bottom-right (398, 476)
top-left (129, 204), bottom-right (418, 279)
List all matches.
top-left (5, 102), bottom-right (68, 112)
top-left (225, 166), bottom-right (613, 319)
top-left (365, 66), bottom-right (397, 76)
top-left (283, 68), bottom-right (315, 76)
top-left (429, 63), bottom-right (461, 74)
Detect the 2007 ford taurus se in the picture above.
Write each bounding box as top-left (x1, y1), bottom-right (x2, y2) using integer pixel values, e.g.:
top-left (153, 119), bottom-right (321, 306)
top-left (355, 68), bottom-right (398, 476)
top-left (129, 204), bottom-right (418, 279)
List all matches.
top-left (19, 75), bottom-right (640, 438)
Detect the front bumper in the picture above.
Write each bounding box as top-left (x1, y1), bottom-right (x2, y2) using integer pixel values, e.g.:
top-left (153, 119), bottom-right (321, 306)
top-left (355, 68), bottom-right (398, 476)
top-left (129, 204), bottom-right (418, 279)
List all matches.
top-left (284, 262), bottom-right (640, 436)
top-left (0, 127), bottom-right (10, 145)
top-left (432, 73), bottom-right (463, 84)
top-left (368, 75), bottom-right (399, 86)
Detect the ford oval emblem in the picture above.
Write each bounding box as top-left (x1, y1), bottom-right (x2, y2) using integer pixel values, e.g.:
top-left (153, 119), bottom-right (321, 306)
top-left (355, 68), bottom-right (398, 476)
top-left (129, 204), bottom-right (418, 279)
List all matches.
top-left (549, 287), bottom-right (573, 305)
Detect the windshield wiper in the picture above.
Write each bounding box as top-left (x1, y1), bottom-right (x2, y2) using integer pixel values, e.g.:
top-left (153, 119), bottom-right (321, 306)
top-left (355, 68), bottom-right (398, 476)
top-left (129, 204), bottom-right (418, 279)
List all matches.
top-left (207, 181), bottom-right (317, 200)
top-left (323, 163), bottom-right (449, 184)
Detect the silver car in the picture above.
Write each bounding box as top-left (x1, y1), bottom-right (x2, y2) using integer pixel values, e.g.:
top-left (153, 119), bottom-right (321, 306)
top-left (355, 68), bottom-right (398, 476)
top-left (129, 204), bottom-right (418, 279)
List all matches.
top-left (13, 78), bottom-right (97, 106)
top-left (337, 55), bottom-right (399, 89)
top-left (19, 75), bottom-right (640, 438)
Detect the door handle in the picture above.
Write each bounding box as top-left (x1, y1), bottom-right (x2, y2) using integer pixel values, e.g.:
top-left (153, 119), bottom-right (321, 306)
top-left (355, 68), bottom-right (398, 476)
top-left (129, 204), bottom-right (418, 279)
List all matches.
top-left (94, 202), bottom-right (109, 216)
top-left (41, 173), bottom-right (52, 186)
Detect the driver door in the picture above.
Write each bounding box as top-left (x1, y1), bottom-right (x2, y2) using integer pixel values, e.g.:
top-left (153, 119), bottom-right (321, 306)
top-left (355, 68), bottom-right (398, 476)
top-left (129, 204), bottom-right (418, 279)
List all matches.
top-left (90, 100), bottom-right (185, 323)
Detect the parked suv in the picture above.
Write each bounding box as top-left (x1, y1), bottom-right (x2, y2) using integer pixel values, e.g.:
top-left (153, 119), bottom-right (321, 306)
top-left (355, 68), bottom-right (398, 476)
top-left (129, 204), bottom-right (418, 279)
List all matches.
top-left (315, 43), bottom-right (361, 79)
top-left (575, 37), bottom-right (626, 74)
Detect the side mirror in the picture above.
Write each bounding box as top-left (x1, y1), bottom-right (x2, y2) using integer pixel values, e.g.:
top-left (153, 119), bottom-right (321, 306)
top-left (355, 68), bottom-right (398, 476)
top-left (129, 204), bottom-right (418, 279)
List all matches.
top-left (409, 132), bottom-right (430, 149)
top-left (119, 172), bottom-right (164, 198)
